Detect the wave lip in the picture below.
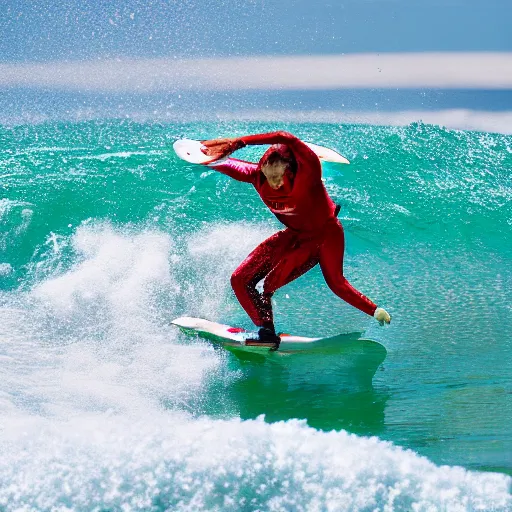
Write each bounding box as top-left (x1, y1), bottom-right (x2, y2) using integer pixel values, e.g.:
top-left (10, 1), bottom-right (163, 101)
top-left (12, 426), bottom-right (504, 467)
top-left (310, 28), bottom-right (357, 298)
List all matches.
top-left (210, 108), bottom-right (512, 135)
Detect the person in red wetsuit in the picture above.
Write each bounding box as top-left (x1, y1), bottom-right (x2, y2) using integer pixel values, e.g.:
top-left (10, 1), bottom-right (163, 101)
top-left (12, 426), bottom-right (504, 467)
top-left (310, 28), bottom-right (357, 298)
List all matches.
top-left (201, 131), bottom-right (391, 347)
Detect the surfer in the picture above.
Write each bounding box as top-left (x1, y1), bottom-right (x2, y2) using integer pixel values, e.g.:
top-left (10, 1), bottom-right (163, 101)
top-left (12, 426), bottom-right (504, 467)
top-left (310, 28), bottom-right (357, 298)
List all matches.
top-left (201, 131), bottom-right (391, 346)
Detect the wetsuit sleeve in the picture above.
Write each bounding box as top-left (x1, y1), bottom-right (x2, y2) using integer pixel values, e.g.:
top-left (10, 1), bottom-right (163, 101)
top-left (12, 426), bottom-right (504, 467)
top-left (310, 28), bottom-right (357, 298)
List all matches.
top-left (207, 158), bottom-right (258, 184)
top-left (239, 131), bottom-right (321, 181)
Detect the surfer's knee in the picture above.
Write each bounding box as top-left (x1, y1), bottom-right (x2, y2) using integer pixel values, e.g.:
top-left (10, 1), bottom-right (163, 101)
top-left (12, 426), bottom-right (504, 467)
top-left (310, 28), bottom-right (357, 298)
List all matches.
top-left (230, 268), bottom-right (253, 292)
top-left (262, 278), bottom-right (277, 297)
top-left (230, 269), bottom-right (244, 291)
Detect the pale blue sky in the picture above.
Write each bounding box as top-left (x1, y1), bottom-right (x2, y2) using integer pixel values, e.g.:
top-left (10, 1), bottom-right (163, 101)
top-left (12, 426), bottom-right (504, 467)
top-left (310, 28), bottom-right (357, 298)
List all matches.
top-left (1, 0), bottom-right (510, 63)
top-left (2, 0), bottom-right (511, 129)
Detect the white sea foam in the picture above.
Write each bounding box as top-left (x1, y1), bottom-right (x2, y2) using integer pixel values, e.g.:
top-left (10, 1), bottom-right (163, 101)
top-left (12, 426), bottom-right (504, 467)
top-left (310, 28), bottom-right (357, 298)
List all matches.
top-left (0, 222), bottom-right (510, 511)
top-left (0, 263), bottom-right (13, 276)
top-left (0, 198), bottom-right (33, 218)
top-left (0, 199), bottom-right (34, 251)
top-left (74, 150), bottom-right (164, 161)
top-left (0, 414), bottom-right (510, 511)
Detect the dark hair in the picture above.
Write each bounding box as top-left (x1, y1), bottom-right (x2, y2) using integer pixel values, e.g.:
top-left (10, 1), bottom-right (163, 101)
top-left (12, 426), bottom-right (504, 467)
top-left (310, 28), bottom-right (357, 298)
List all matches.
top-left (265, 148), bottom-right (297, 174)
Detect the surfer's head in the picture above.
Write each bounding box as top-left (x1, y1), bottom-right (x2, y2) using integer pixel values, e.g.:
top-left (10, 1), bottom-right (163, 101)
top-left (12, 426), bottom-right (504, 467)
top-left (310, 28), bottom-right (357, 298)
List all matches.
top-left (259, 144), bottom-right (297, 190)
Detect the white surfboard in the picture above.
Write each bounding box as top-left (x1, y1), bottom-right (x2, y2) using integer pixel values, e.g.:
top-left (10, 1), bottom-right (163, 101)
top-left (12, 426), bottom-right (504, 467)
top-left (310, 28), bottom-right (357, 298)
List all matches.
top-left (173, 139), bottom-right (217, 165)
top-left (304, 142), bottom-right (350, 164)
top-left (171, 316), bottom-right (385, 356)
top-left (173, 139), bottom-right (350, 165)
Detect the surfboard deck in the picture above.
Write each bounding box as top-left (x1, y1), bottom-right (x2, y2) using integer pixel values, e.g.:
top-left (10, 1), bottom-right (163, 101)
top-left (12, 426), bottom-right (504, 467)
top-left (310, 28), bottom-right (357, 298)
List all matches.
top-left (171, 316), bottom-right (385, 357)
top-left (173, 139), bottom-right (350, 165)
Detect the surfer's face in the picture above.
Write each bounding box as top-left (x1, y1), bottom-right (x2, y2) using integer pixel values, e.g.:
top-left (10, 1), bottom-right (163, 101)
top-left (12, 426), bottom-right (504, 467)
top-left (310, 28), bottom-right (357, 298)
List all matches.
top-left (262, 161), bottom-right (289, 189)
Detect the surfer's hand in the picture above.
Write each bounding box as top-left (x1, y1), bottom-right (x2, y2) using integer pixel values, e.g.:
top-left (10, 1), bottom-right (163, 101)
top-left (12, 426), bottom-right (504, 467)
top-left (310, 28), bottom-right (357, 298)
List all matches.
top-left (201, 138), bottom-right (245, 161)
top-left (374, 307), bottom-right (391, 326)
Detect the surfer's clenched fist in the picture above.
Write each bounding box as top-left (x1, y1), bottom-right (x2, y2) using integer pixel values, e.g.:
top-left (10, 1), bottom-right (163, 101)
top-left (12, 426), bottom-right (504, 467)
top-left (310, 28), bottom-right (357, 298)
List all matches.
top-left (201, 137), bottom-right (245, 161)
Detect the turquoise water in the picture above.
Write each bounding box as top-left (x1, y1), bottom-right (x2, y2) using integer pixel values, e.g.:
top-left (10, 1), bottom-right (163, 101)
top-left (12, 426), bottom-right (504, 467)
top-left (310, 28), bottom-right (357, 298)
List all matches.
top-left (0, 120), bottom-right (511, 510)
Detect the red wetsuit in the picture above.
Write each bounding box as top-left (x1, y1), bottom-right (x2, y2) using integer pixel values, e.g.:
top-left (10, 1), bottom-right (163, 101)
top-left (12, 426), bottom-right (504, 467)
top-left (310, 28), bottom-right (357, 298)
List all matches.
top-left (208, 131), bottom-right (377, 329)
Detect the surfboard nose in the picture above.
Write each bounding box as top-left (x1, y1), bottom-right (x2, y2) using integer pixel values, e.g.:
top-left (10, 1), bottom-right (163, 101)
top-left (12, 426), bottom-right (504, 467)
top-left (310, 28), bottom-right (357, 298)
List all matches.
top-left (171, 316), bottom-right (203, 329)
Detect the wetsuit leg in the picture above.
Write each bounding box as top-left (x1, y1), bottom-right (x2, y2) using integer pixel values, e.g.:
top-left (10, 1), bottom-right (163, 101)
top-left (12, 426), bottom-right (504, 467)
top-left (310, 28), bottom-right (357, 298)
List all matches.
top-left (231, 230), bottom-right (293, 327)
top-left (319, 221), bottom-right (377, 316)
top-left (262, 240), bottom-right (320, 295)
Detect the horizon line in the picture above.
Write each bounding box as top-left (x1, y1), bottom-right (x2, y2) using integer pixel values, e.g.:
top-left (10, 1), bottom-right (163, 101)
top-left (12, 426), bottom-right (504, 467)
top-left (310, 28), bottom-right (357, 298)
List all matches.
top-left (1, 52), bottom-right (512, 92)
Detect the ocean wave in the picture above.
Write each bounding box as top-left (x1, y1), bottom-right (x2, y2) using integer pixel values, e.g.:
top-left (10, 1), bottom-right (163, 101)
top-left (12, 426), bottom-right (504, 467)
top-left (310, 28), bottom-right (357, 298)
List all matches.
top-left (0, 121), bottom-right (510, 510)
top-left (0, 414), bottom-right (510, 511)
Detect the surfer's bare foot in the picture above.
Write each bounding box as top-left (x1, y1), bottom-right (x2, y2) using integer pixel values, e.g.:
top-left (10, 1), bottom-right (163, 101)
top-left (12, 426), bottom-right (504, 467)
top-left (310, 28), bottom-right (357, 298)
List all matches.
top-left (374, 307), bottom-right (391, 326)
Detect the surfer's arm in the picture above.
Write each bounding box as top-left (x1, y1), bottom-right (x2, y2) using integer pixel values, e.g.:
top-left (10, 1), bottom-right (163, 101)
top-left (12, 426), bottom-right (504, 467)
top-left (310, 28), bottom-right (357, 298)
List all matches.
top-left (202, 132), bottom-right (319, 169)
top-left (240, 131), bottom-right (317, 160)
top-left (239, 131), bottom-right (321, 182)
top-left (207, 158), bottom-right (258, 184)
top-left (201, 131), bottom-right (321, 183)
